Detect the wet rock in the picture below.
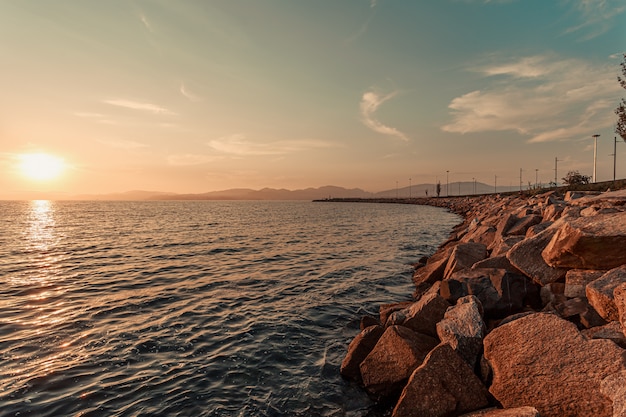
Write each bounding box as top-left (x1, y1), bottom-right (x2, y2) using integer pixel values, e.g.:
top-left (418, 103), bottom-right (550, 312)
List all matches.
top-left (564, 269), bottom-right (606, 298)
top-left (586, 266), bottom-right (626, 322)
top-left (462, 224), bottom-right (497, 248)
top-left (600, 371), bottom-right (626, 417)
top-left (436, 295), bottom-right (485, 369)
top-left (542, 212), bottom-right (626, 269)
top-left (484, 313), bottom-right (626, 417)
top-left (392, 343), bottom-right (489, 417)
top-left (360, 315), bottom-right (379, 329)
top-left (440, 268), bottom-right (539, 319)
top-left (340, 325), bottom-right (385, 381)
top-left (459, 407), bottom-right (541, 417)
top-left (506, 225), bottom-right (568, 286)
top-left (360, 325), bottom-right (438, 399)
top-left (443, 242), bottom-right (488, 279)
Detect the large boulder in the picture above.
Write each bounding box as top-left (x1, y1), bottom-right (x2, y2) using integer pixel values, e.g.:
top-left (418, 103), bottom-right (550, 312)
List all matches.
top-left (542, 212), bottom-right (626, 269)
top-left (359, 325), bottom-right (438, 399)
top-left (564, 269), bottom-right (606, 298)
top-left (443, 242), bottom-right (488, 279)
top-left (440, 268), bottom-right (540, 319)
top-left (600, 371), bottom-right (626, 417)
top-left (586, 265), bottom-right (626, 322)
top-left (484, 313), bottom-right (626, 417)
top-left (392, 343), bottom-right (489, 417)
top-left (340, 325), bottom-right (385, 381)
top-left (507, 214), bottom-right (543, 236)
top-left (436, 295), bottom-right (485, 369)
top-left (472, 255), bottom-right (523, 275)
top-left (402, 285), bottom-right (450, 337)
top-left (506, 225), bottom-right (568, 286)
top-left (413, 246), bottom-right (455, 286)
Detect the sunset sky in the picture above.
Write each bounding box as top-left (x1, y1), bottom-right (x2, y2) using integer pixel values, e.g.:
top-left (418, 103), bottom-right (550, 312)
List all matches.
top-left (1, 0), bottom-right (625, 199)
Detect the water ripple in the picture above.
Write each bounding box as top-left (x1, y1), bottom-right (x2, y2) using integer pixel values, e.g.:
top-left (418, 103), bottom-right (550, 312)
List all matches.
top-left (0, 200), bottom-right (460, 416)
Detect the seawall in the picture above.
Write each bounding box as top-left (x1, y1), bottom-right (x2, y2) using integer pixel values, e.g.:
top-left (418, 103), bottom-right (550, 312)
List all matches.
top-left (334, 188), bottom-right (626, 417)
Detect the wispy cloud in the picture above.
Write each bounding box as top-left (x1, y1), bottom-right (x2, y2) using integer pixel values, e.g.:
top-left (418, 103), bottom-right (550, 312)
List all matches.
top-left (360, 89), bottom-right (409, 141)
top-left (564, 0), bottom-right (626, 40)
top-left (139, 12), bottom-right (154, 33)
top-left (180, 83), bottom-right (203, 102)
top-left (442, 54), bottom-right (621, 143)
top-left (208, 134), bottom-right (338, 156)
top-left (103, 99), bottom-right (176, 115)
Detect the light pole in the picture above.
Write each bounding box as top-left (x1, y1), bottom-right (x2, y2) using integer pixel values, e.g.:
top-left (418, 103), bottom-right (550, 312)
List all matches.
top-left (535, 169), bottom-right (538, 188)
top-left (592, 134), bottom-right (600, 183)
top-left (446, 170), bottom-right (449, 197)
top-left (494, 175), bottom-right (497, 194)
top-left (409, 178), bottom-right (412, 199)
top-left (519, 168), bottom-right (523, 192)
top-left (472, 177), bottom-right (475, 195)
top-left (396, 181), bottom-right (398, 199)
top-left (554, 157), bottom-right (560, 187)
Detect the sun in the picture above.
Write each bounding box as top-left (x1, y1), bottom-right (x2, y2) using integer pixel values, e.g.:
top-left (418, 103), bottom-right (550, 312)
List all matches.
top-left (19, 153), bottom-right (65, 181)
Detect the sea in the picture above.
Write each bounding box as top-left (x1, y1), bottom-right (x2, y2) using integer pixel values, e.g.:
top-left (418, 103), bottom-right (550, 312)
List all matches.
top-left (0, 200), bottom-right (461, 417)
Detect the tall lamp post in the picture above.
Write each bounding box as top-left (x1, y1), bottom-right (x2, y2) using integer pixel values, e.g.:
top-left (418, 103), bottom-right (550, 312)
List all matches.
top-left (409, 178), bottom-right (412, 199)
top-left (592, 134), bottom-right (600, 183)
top-left (446, 170), bottom-right (449, 197)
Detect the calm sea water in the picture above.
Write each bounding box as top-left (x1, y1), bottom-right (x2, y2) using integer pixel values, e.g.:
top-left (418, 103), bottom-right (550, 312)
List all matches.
top-left (0, 200), bottom-right (460, 417)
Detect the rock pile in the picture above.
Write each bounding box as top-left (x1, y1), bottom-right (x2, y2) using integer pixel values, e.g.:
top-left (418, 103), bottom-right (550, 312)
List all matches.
top-left (340, 189), bottom-right (626, 417)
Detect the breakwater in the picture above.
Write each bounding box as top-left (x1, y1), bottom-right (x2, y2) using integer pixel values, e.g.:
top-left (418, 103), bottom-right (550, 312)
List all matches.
top-left (325, 189), bottom-right (626, 416)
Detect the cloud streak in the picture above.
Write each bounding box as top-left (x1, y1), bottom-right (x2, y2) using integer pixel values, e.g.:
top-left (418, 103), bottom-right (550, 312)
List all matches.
top-left (208, 134), bottom-right (338, 156)
top-left (103, 99), bottom-right (176, 115)
top-left (564, 0), bottom-right (626, 40)
top-left (442, 54), bottom-right (621, 143)
top-left (360, 89), bottom-right (409, 141)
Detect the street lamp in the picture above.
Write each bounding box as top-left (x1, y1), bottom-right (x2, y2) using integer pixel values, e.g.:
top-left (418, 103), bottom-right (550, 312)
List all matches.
top-left (446, 170), bottom-right (449, 197)
top-left (409, 178), bottom-right (412, 199)
top-left (592, 134), bottom-right (600, 183)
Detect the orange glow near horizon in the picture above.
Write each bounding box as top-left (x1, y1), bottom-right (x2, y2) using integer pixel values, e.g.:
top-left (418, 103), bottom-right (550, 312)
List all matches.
top-left (18, 153), bottom-right (66, 182)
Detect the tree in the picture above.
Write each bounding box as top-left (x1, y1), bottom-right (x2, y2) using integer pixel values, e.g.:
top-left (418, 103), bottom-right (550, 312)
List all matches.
top-left (436, 182), bottom-right (441, 198)
top-left (562, 170), bottom-right (591, 186)
top-left (616, 54), bottom-right (626, 141)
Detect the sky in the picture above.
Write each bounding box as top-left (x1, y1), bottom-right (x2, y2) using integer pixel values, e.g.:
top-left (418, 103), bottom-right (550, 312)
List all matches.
top-left (1, 0), bottom-right (625, 199)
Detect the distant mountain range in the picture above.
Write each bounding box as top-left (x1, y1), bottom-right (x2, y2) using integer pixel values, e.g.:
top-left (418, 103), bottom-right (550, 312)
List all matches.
top-left (70, 182), bottom-right (517, 201)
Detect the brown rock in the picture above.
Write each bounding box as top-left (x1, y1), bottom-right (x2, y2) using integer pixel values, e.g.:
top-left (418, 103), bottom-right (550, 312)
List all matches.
top-left (436, 295), bottom-right (485, 369)
top-left (441, 268), bottom-right (540, 319)
top-left (542, 212), bottom-right (626, 269)
top-left (582, 321), bottom-right (626, 348)
top-left (586, 266), bottom-right (626, 322)
top-left (579, 303), bottom-right (608, 329)
top-left (600, 371), bottom-right (626, 417)
top-left (392, 343), bottom-right (489, 417)
top-left (489, 235), bottom-right (524, 257)
top-left (542, 203), bottom-right (565, 222)
top-left (380, 301), bottom-right (413, 327)
top-left (443, 242), bottom-right (488, 279)
top-left (403, 285), bottom-right (450, 337)
top-left (340, 325), bottom-right (385, 381)
top-left (506, 225), bottom-right (568, 286)
top-left (472, 255), bottom-right (523, 275)
top-left (413, 246), bottom-right (455, 286)
top-left (463, 224), bottom-right (497, 248)
top-left (484, 313), bottom-right (626, 417)
top-left (564, 269), bottom-right (606, 298)
top-left (360, 325), bottom-right (438, 399)
top-left (507, 214), bottom-right (543, 236)
top-left (459, 407), bottom-right (541, 417)
top-left (614, 282), bottom-right (626, 335)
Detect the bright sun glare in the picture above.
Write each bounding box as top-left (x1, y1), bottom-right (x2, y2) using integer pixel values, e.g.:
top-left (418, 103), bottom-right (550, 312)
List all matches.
top-left (19, 153), bottom-right (65, 181)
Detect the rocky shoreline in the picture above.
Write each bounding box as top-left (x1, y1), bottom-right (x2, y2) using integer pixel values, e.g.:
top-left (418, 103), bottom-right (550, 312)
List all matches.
top-left (339, 189), bottom-right (626, 417)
